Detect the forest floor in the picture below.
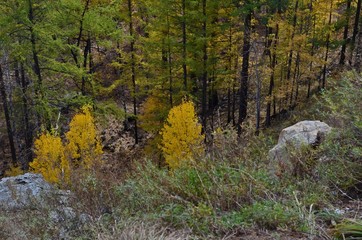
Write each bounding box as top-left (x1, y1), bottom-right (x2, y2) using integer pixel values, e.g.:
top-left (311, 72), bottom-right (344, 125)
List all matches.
top-left (0, 70), bottom-right (361, 239)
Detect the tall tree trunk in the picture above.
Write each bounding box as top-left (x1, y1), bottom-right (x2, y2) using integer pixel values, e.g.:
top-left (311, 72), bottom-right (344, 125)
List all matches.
top-left (355, 15), bottom-right (362, 70)
top-left (81, 35), bottom-right (91, 95)
top-left (322, 0), bottom-right (333, 90)
top-left (307, 0), bottom-right (315, 99)
top-left (20, 64), bottom-right (33, 169)
top-left (266, 23), bottom-right (279, 127)
top-left (201, 0), bottom-right (208, 133)
top-left (0, 65), bottom-right (17, 166)
top-left (128, 0), bottom-right (138, 144)
top-left (182, 0), bottom-right (187, 90)
top-left (28, 0), bottom-right (50, 130)
top-left (227, 26), bottom-right (233, 124)
top-left (232, 55), bottom-right (238, 126)
top-left (352, 0), bottom-right (362, 66)
top-left (166, 15), bottom-right (173, 107)
top-left (28, 0), bottom-right (42, 96)
top-left (339, 0), bottom-right (351, 65)
top-left (286, 0), bottom-right (299, 108)
top-left (237, 11), bottom-right (251, 135)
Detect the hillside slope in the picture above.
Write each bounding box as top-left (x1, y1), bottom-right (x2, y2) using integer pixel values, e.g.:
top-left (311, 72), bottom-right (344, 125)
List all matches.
top-left (0, 71), bottom-right (361, 239)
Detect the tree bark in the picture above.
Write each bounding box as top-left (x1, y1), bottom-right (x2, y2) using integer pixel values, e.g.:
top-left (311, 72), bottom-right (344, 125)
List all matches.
top-left (128, 0), bottom-right (138, 144)
top-left (352, 0), bottom-right (362, 66)
top-left (0, 65), bottom-right (17, 166)
top-left (182, 0), bottom-right (187, 90)
top-left (237, 11), bottom-right (251, 135)
top-left (266, 23), bottom-right (279, 127)
top-left (201, 0), bottom-right (208, 133)
top-left (322, 0), bottom-right (333, 90)
top-left (339, 0), bottom-right (351, 65)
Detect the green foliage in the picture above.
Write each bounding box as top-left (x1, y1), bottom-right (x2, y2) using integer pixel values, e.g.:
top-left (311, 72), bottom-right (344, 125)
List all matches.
top-left (240, 200), bottom-right (301, 230)
top-left (334, 219), bottom-right (362, 239)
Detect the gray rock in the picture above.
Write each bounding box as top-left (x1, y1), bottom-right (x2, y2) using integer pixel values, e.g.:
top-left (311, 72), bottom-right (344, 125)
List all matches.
top-left (0, 173), bottom-right (55, 210)
top-left (269, 120), bottom-right (332, 176)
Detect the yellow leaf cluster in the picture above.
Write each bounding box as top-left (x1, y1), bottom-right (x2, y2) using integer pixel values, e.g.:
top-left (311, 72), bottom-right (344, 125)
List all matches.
top-left (30, 105), bottom-right (103, 185)
top-left (65, 105), bottom-right (103, 169)
top-left (30, 133), bottom-right (70, 185)
top-left (4, 164), bottom-right (23, 177)
top-left (160, 100), bottom-right (204, 169)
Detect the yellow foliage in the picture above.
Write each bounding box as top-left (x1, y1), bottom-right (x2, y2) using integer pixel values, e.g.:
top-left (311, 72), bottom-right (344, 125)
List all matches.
top-left (30, 105), bottom-right (103, 186)
top-left (5, 164), bottom-right (23, 177)
top-left (65, 105), bottom-right (103, 169)
top-left (160, 100), bottom-right (204, 169)
top-left (30, 132), bottom-right (70, 185)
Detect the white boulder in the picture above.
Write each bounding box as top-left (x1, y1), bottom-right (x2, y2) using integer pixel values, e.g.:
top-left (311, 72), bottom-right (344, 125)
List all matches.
top-left (269, 120), bottom-right (332, 176)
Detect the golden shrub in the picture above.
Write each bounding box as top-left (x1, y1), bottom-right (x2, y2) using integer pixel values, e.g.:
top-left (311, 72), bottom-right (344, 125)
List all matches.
top-left (30, 132), bottom-right (70, 185)
top-left (160, 100), bottom-right (204, 169)
top-left (65, 105), bottom-right (103, 169)
top-left (30, 105), bottom-right (103, 185)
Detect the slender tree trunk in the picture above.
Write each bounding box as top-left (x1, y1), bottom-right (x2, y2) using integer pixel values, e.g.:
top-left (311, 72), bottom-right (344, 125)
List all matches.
top-left (28, 0), bottom-right (51, 130)
top-left (182, 0), bottom-right (187, 90)
top-left (128, 0), bottom-right (138, 144)
top-left (166, 15), bottom-right (173, 107)
top-left (232, 56), bottom-right (238, 126)
top-left (20, 64), bottom-right (33, 168)
top-left (71, 0), bottom-right (90, 68)
top-left (266, 23), bottom-right (279, 127)
top-left (255, 55), bottom-right (261, 135)
top-left (307, 0), bottom-right (315, 99)
top-left (81, 35), bottom-right (91, 95)
top-left (227, 26), bottom-right (233, 124)
top-left (355, 16), bottom-right (362, 70)
top-left (340, 0), bottom-right (351, 65)
top-left (237, 11), bottom-right (251, 135)
top-left (28, 0), bottom-right (42, 98)
top-left (322, 0), bottom-right (333, 90)
top-left (0, 65), bottom-right (17, 166)
top-left (201, 0), bottom-right (208, 133)
top-left (292, 51), bottom-right (301, 106)
top-left (286, 0), bottom-right (299, 107)
top-left (352, 0), bottom-right (362, 66)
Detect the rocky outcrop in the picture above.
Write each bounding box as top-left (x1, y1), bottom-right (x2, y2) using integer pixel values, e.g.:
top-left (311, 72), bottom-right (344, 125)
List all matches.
top-left (0, 173), bottom-right (92, 239)
top-left (0, 173), bottom-right (59, 210)
top-left (269, 120), bottom-right (332, 176)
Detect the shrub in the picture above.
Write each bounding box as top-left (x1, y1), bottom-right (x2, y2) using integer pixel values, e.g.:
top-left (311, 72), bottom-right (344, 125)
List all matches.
top-left (160, 100), bottom-right (204, 169)
top-left (30, 132), bottom-right (70, 185)
top-left (65, 105), bottom-right (103, 169)
top-left (31, 105), bottom-right (103, 185)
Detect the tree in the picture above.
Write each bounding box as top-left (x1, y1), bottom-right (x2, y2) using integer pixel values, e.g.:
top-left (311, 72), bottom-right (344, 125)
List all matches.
top-left (237, 0), bottom-right (253, 135)
top-left (160, 100), bottom-right (204, 169)
top-left (0, 65), bottom-right (17, 166)
top-left (30, 105), bottom-right (103, 184)
top-left (30, 132), bottom-right (70, 185)
top-left (65, 105), bottom-right (103, 169)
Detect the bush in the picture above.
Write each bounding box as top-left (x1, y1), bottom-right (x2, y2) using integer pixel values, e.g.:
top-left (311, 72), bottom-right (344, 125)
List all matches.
top-left (160, 100), bottom-right (204, 169)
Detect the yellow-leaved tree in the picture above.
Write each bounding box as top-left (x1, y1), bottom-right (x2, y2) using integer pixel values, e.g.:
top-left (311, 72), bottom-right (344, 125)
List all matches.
top-left (65, 105), bottom-right (103, 169)
top-left (30, 105), bottom-right (103, 185)
top-left (160, 100), bottom-right (204, 169)
top-left (30, 132), bottom-right (70, 185)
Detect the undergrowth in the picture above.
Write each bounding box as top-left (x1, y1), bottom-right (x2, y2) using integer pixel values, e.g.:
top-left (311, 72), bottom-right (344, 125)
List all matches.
top-left (1, 71), bottom-right (360, 239)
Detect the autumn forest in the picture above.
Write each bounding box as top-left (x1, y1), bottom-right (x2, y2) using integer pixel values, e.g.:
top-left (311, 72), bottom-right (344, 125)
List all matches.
top-left (0, 0), bottom-right (362, 238)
